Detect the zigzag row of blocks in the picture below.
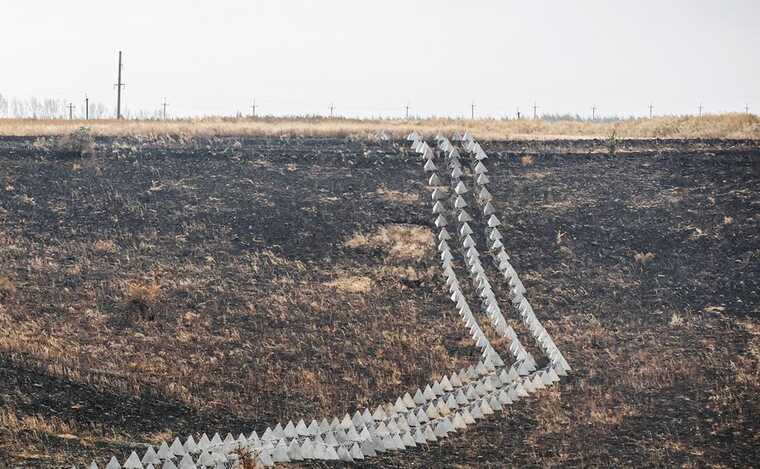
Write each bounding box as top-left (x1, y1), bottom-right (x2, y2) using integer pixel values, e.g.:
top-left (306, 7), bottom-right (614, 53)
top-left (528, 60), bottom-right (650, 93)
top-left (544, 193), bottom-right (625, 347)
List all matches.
top-left (75, 133), bottom-right (569, 468)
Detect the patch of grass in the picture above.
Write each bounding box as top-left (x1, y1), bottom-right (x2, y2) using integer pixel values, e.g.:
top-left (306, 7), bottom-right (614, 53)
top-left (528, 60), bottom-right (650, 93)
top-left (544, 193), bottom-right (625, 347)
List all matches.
top-left (346, 224), bottom-right (432, 262)
top-left (324, 275), bottom-right (374, 293)
top-left (0, 276), bottom-right (15, 299)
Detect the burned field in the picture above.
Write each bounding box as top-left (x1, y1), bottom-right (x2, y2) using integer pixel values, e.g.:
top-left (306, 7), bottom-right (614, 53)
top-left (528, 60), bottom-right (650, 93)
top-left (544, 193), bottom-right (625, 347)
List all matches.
top-left (0, 136), bottom-right (758, 467)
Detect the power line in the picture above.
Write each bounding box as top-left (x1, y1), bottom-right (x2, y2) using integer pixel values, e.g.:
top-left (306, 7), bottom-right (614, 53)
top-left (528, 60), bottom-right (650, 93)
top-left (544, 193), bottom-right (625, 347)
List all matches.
top-left (114, 51), bottom-right (125, 119)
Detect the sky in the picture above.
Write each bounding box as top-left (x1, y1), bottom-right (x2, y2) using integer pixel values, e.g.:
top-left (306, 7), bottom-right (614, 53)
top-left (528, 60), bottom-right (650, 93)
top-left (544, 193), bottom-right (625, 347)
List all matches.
top-left (1, 0), bottom-right (758, 119)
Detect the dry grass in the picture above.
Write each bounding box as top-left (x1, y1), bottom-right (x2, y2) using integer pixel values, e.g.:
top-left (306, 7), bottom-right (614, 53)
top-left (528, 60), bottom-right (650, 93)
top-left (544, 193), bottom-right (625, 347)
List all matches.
top-left (520, 154), bottom-right (535, 166)
top-left (324, 275), bottom-right (374, 294)
top-left (93, 239), bottom-right (117, 253)
top-left (345, 224), bottom-right (432, 262)
top-left (374, 185), bottom-right (419, 204)
top-left (0, 276), bottom-right (16, 299)
top-left (0, 114), bottom-right (758, 139)
top-left (634, 252), bottom-right (656, 266)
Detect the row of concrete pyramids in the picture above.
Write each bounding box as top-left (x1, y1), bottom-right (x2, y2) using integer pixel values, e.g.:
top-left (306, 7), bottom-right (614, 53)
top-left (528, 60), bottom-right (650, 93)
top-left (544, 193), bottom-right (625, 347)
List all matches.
top-left (81, 352), bottom-right (560, 468)
top-left (77, 133), bottom-right (568, 469)
top-left (418, 131), bottom-right (570, 376)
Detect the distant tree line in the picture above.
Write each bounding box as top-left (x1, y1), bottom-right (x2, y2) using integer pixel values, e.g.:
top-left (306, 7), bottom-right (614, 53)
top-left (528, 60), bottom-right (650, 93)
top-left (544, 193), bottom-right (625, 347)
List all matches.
top-left (0, 93), bottom-right (109, 119)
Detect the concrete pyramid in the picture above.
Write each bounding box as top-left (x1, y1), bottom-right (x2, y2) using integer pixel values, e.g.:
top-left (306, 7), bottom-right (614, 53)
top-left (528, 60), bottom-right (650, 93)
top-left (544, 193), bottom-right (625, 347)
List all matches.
top-left (454, 180), bottom-right (468, 195)
top-left (178, 455), bottom-right (195, 469)
top-left (428, 173), bottom-right (442, 186)
top-left (160, 461), bottom-right (177, 469)
top-left (123, 452), bottom-right (142, 469)
top-left (157, 442), bottom-right (172, 460)
top-left (406, 131), bottom-right (420, 141)
top-left (476, 173), bottom-right (490, 185)
top-left (105, 457), bottom-right (121, 469)
top-left (423, 159), bottom-right (437, 172)
top-left (142, 447), bottom-right (160, 465)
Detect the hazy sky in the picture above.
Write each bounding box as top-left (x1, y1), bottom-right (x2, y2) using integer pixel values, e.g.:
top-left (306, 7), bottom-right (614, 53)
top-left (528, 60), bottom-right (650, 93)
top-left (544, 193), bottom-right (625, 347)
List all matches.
top-left (1, 0), bottom-right (758, 118)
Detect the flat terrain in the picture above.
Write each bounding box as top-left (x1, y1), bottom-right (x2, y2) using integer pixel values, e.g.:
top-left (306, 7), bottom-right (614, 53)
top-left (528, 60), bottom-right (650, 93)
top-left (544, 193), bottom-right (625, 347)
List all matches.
top-left (0, 136), bottom-right (758, 467)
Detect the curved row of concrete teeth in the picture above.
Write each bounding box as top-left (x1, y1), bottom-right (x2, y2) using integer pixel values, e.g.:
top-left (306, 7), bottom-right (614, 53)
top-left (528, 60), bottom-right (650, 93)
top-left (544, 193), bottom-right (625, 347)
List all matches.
top-left (77, 132), bottom-right (568, 469)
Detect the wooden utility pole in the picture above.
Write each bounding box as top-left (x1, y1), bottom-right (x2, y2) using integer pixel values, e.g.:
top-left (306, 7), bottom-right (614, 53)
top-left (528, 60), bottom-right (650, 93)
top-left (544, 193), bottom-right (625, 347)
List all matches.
top-left (532, 102), bottom-right (538, 120)
top-left (698, 103), bottom-right (703, 117)
top-left (85, 94), bottom-right (89, 120)
top-left (115, 51), bottom-right (125, 119)
top-left (162, 97), bottom-right (169, 120)
top-left (516, 106), bottom-right (521, 119)
top-left (649, 104), bottom-right (654, 119)
top-left (405, 103), bottom-right (409, 119)
top-left (251, 98), bottom-right (257, 118)
top-left (67, 103), bottom-right (75, 120)
top-left (592, 105), bottom-right (597, 120)
top-left (329, 103), bottom-right (334, 118)
top-left (471, 101), bottom-right (475, 119)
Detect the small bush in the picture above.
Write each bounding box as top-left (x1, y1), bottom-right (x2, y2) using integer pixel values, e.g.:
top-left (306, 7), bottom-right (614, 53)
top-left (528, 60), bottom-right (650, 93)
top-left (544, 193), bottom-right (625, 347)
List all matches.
top-left (520, 154), bottom-right (535, 166)
top-left (57, 127), bottom-right (96, 158)
top-left (124, 280), bottom-right (161, 320)
top-left (0, 277), bottom-right (16, 299)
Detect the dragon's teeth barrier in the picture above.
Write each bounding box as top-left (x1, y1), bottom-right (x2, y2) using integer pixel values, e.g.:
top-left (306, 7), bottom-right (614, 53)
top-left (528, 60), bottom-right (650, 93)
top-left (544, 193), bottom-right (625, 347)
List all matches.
top-left (79, 133), bottom-right (569, 468)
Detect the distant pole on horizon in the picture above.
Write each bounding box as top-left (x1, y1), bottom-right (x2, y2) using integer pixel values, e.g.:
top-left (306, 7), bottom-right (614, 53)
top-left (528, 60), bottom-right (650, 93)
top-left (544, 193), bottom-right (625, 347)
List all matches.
top-left (471, 101), bottom-right (475, 119)
top-left (67, 102), bottom-right (75, 120)
top-left (251, 98), bottom-right (257, 118)
top-left (591, 105), bottom-right (597, 120)
top-left (649, 104), bottom-right (654, 119)
top-left (162, 98), bottom-right (169, 120)
top-left (746, 104), bottom-right (751, 115)
top-left (405, 103), bottom-right (410, 119)
top-left (85, 94), bottom-right (89, 120)
top-left (329, 103), bottom-right (334, 118)
top-left (115, 51), bottom-right (125, 120)
top-left (698, 103), bottom-right (703, 117)
top-left (532, 102), bottom-right (538, 120)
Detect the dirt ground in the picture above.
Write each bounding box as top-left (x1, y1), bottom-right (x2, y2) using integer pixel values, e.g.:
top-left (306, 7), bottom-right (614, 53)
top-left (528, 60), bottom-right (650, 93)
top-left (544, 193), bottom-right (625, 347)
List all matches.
top-left (0, 136), bottom-right (758, 468)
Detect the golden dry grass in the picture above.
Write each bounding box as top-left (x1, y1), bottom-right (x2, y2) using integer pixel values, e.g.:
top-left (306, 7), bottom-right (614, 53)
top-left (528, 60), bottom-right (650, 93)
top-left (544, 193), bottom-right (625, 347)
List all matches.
top-left (345, 224), bottom-right (433, 262)
top-left (324, 275), bottom-right (374, 293)
top-left (0, 114), bottom-right (758, 139)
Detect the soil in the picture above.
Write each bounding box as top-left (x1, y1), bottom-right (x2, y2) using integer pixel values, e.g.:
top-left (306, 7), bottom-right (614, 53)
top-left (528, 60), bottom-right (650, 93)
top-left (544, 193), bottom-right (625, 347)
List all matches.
top-left (0, 136), bottom-right (758, 468)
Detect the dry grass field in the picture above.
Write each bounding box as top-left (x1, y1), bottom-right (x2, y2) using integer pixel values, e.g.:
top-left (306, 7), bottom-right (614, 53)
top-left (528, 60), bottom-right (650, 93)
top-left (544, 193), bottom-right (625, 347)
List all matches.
top-left (0, 114), bottom-right (758, 140)
top-left (0, 133), bottom-right (758, 467)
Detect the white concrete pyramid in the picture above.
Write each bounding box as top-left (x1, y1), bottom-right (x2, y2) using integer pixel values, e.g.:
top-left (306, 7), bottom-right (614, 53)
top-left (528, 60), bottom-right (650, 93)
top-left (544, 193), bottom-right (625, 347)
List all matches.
top-left (123, 453), bottom-right (142, 469)
top-left (428, 173), bottom-right (442, 186)
top-left (105, 457), bottom-right (121, 469)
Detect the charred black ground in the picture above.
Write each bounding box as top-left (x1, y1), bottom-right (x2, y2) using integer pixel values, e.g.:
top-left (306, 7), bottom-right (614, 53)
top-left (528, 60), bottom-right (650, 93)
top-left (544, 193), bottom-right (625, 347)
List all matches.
top-left (0, 136), bottom-right (758, 468)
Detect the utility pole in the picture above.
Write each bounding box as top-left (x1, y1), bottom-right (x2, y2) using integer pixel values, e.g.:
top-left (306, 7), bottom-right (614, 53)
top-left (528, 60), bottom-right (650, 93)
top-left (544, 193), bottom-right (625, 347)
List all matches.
top-left (649, 104), bottom-right (654, 119)
top-left (251, 98), bottom-right (257, 118)
top-left (698, 103), bottom-right (703, 117)
top-left (329, 103), bottom-right (334, 118)
top-left (532, 102), bottom-right (538, 120)
top-left (746, 104), bottom-right (750, 115)
top-left (162, 97), bottom-right (169, 120)
top-left (516, 106), bottom-right (521, 120)
top-left (85, 94), bottom-right (89, 120)
top-left (591, 105), bottom-right (597, 121)
top-left (471, 101), bottom-right (475, 120)
top-left (405, 103), bottom-right (409, 119)
top-left (67, 103), bottom-right (75, 120)
top-left (115, 51), bottom-right (125, 119)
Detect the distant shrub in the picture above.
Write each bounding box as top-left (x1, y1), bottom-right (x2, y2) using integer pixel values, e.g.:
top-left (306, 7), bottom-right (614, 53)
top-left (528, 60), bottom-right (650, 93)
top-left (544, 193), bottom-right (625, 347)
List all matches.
top-left (520, 154), bottom-right (535, 166)
top-left (57, 127), bottom-right (96, 158)
top-left (0, 276), bottom-right (16, 299)
top-left (124, 280), bottom-right (161, 321)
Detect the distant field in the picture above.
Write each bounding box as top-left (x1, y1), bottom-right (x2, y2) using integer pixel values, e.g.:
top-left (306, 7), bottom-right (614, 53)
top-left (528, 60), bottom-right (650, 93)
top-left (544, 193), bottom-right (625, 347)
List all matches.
top-left (0, 136), bottom-right (758, 467)
top-left (0, 114), bottom-right (758, 140)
